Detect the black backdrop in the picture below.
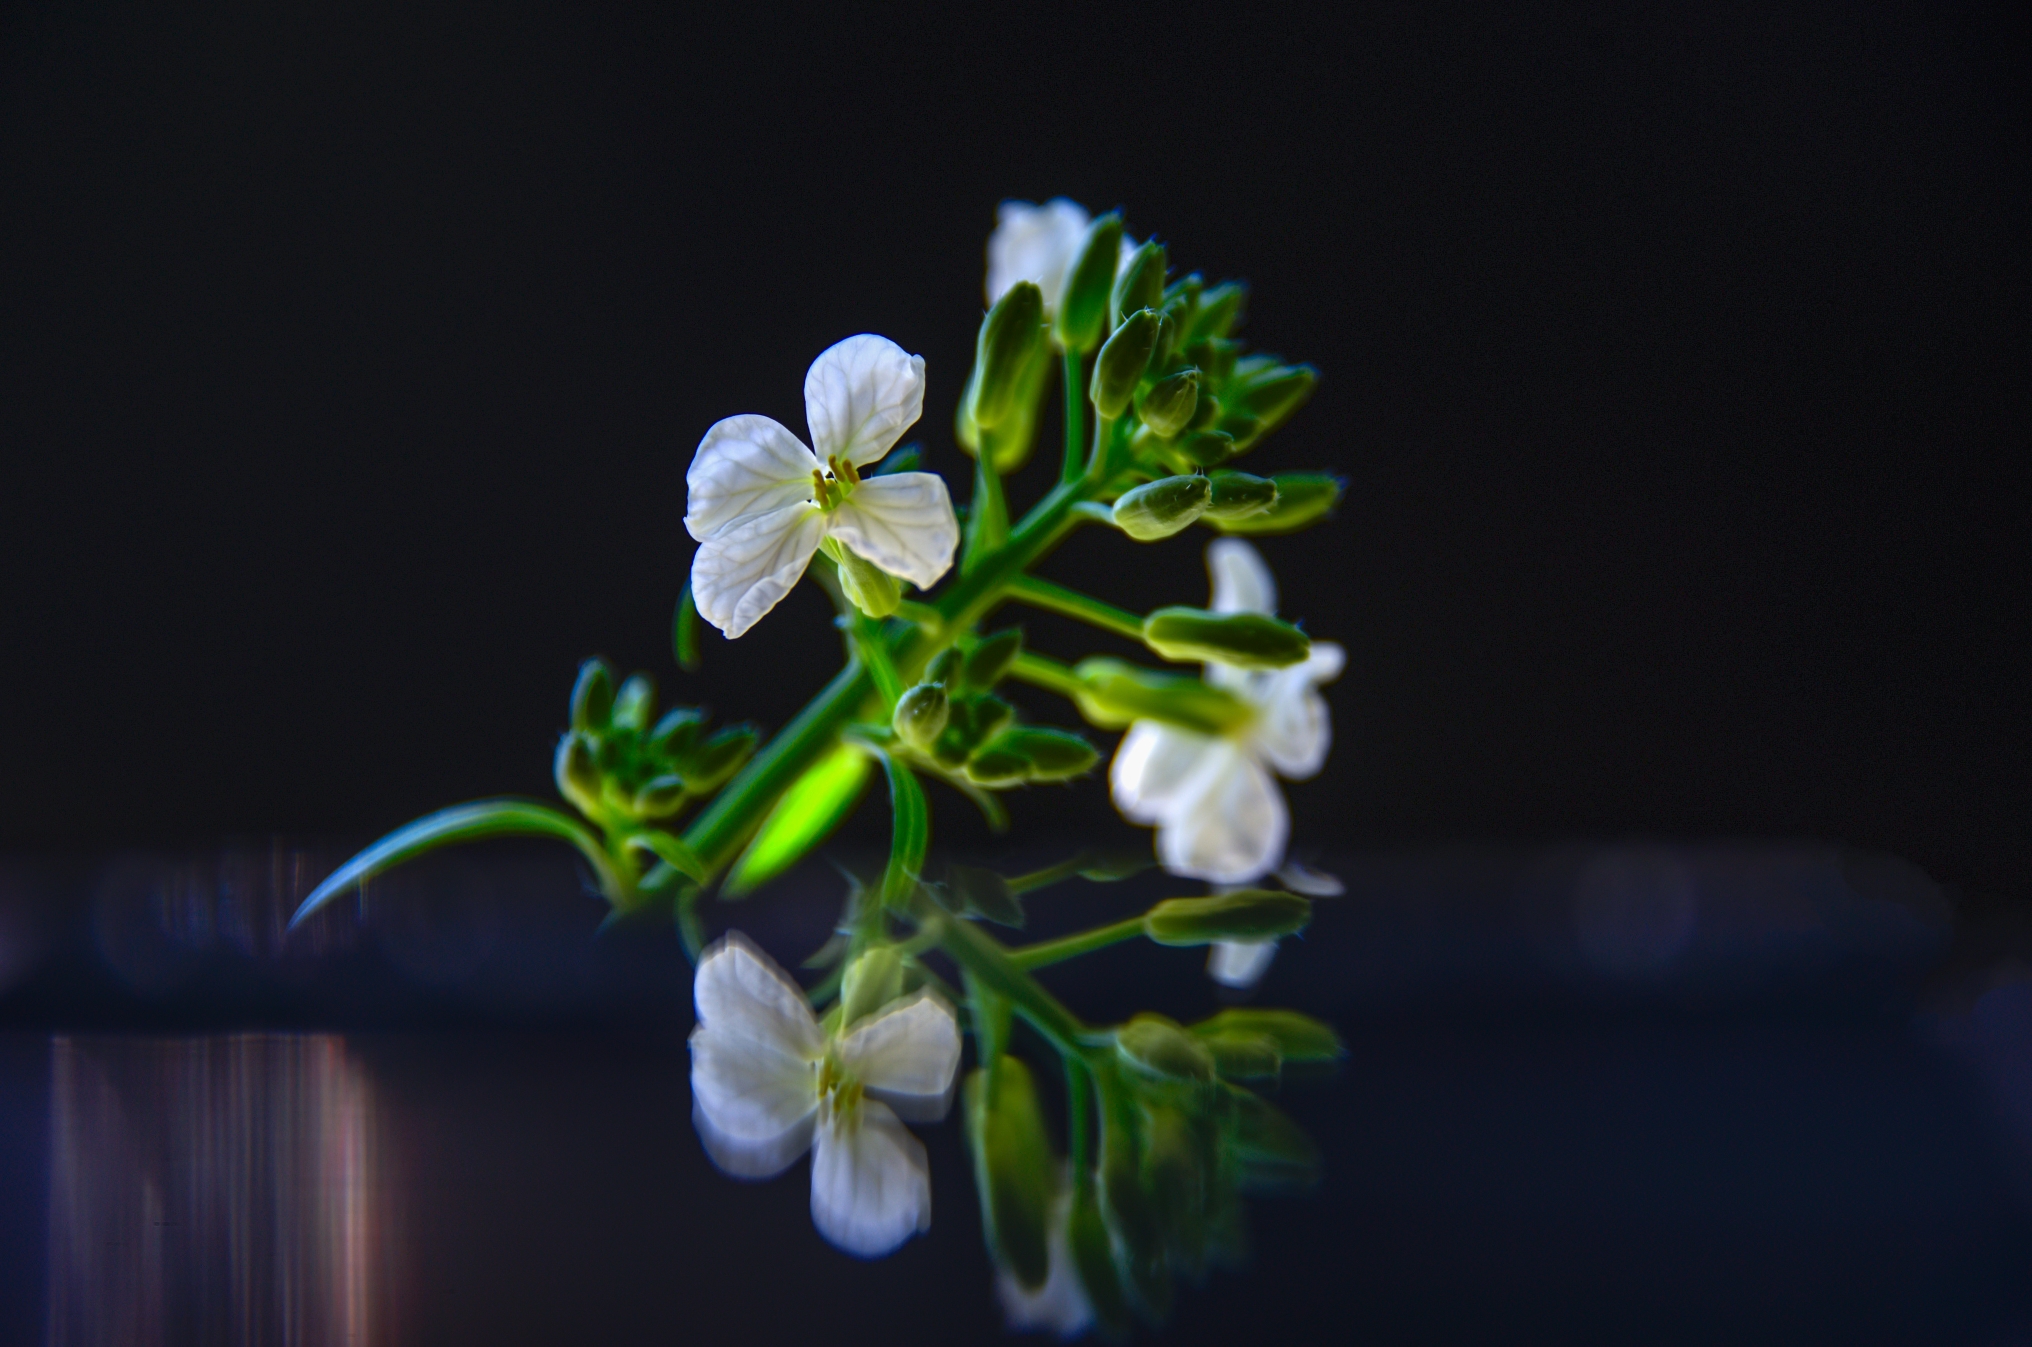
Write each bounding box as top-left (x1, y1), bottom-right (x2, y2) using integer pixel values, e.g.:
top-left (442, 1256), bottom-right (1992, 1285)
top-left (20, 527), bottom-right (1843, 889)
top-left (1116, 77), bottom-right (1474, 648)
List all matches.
top-left (1, 2), bottom-right (2024, 900)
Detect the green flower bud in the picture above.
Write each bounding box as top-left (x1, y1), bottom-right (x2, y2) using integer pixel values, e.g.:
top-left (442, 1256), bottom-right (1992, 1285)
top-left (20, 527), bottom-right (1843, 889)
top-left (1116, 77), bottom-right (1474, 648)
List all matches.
top-left (924, 647), bottom-right (963, 688)
top-left (1112, 474), bottom-right (1210, 541)
top-left (961, 628), bottom-right (1024, 693)
top-left (934, 694), bottom-right (1015, 766)
top-left (1216, 410), bottom-right (1264, 452)
top-left (1054, 212), bottom-right (1124, 354)
top-left (1190, 1008), bottom-right (1345, 1063)
top-left (1184, 336), bottom-right (1239, 386)
top-left (569, 659), bottom-right (614, 731)
top-left (1090, 309), bottom-right (1160, 419)
top-left (1143, 890), bottom-right (1312, 945)
top-left (1203, 471), bottom-right (1278, 522)
top-left (891, 682), bottom-right (950, 749)
top-left (648, 707), bottom-right (703, 758)
top-left (1066, 1187), bottom-right (1131, 1334)
top-left (967, 281), bottom-right (1048, 431)
top-left (1183, 282), bottom-right (1245, 345)
top-left (1176, 429), bottom-right (1235, 467)
top-left (1141, 606), bottom-right (1310, 668)
top-left (1116, 1014), bottom-right (1214, 1083)
top-left (554, 731), bottom-right (603, 816)
top-left (1232, 364), bottom-right (1317, 437)
top-left (610, 674), bottom-right (655, 733)
top-left (1137, 368), bottom-right (1200, 438)
top-left (964, 1057), bottom-right (1055, 1290)
top-left (1112, 240), bottom-right (1167, 325)
top-left (677, 725), bottom-right (757, 794)
top-left (834, 545), bottom-right (903, 618)
top-left (1206, 472), bottom-right (1344, 535)
top-left (631, 772), bottom-right (688, 820)
top-left (1197, 1031), bottom-right (1283, 1081)
top-left (840, 945), bottom-right (905, 1026)
top-left (965, 727), bottom-right (1098, 785)
top-left (1071, 658), bottom-right (1251, 735)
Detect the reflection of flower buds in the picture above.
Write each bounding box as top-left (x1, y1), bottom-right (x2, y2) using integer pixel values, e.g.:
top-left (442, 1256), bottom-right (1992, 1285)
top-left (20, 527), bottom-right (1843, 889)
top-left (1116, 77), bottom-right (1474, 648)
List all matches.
top-left (1115, 1014), bottom-right (1215, 1082)
top-left (965, 1056), bottom-right (1054, 1289)
top-left (1090, 309), bottom-right (1160, 418)
top-left (1137, 368), bottom-right (1200, 437)
top-left (1204, 471), bottom-right (1344, 535)
top-left (569, 659), bottom-right (614, 731)
top-left (1071, 658), bottom-right (1251, 735)
top-left (1112, 241), bottom-right (1167, 326)
top-left (1190, 1007), bottom-right (1344, 1063)
top-left (839, 945), bottom-right (905, 1026)
top-left (1142, 606), bottom-right (1311, 669)
top-left (1054, 212), bottom-right (1124, 353)
top-left (1227, 1090), bottom-right (1321, 1191)
top-left (1143, 890), bottom-right (1312, 945)
top-left (1112, 474), bottom-right (1209, 541)
top-left (1066, 1185), bottom-right (1131, 1334)
top-left (961, 628), bottom-right (1024, 693)
top-left (1196, 1030), bottom-right (1283, 1080)
top-left (892, 682), bottom-right (950, 748)
top-left (1203, 470), bottom-right (1278, 522)
top-left (967, 281), bottom-right (1047, 431)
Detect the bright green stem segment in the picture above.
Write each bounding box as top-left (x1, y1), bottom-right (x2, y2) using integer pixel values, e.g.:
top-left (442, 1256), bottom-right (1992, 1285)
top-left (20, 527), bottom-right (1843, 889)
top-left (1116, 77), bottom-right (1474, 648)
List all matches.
top-left (1009, 916), bottom-right (1148, 970)
top-left (1007, 575), bottom-right (1145, 642)
top-left (1061, 349), bottom-right (1085, 484)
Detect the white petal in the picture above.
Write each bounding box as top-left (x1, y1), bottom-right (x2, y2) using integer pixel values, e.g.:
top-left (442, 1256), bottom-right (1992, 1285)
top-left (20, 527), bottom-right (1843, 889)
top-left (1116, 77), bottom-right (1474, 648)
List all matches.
top-left (1207, 939), bottom-right (1279, 989)
top-left (691, 1092), bottom-right (816, 1180)
top-left (693, 932), bottom-right (825, 1062)
top-left (836, 992), bottom-right (960, 1121)
top-left (828, 474), bottom-right (959, 591)
top-left (689, 502), bottom-right (827, 638)
top-left (809, 1098), bottom-right (932, 1257)
top-left (986, 198), bottom-right (1090, 311)
top-left (1155, 742), bottom-right (1288, 885)
top-left (1208, 537), bottom-right (1277, 615)
top-left (1249, 641), bottom-right (1343, 779)
top-left (997, 1186), bottom-right (1093, 1337)
top-left (803, 335), bottom-right (926, 467)
top-left (685, 415), bottom-right (819, 542)
top-left (1109, 720), bottom-right (1221, 825)
top-left (689, 1024), bottom-right (819, 1152)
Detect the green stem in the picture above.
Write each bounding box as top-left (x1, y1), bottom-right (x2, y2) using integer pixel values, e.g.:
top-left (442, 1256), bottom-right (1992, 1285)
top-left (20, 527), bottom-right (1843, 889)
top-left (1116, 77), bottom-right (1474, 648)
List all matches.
top-left (1006, 650), bottom-right (1086, 703)
top-left (1061, 348), bottom-right (1085, 484)
top-left (1006, 852), bottom-right (1097, 895)
top-left (1009, 917), bottom-right (1147, 970)
top-left (853, 617), bottom-right (905, 707)
top-left (1007, 575), bottom-right (1146, 642)
top-left (922, 905), bottom-right (1090, 1053)
top-left (963, 449), bottom-right (1009, 573)
top-left (1065, 1054), bottom-right (1094, 1190)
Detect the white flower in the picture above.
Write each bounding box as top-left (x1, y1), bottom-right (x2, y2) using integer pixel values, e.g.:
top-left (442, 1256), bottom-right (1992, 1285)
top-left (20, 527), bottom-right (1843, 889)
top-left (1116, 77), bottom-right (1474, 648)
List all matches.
top-left (685, 334), bottom-right (958, 638)
top-left (986, 198), bottom-right (1136, 317)
top-left (1109, 539), bottom-right (1344, 890)
top-left (995, 1181), bottom-right (1093, 1339)
top-left (689, 931), bottom-right (961, 1258)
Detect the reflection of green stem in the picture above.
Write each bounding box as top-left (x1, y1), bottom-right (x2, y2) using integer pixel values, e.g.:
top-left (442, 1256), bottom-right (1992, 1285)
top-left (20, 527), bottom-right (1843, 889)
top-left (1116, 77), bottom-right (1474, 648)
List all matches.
top-left (1009, 917), bottom-right (1148, 970)
top-left (1007, 575), bottom-right (1145, 642)
top-left (1006, 852), bottom-right (1095, 895)
top-left (922, 904), bottom-right (1091, 1053)
top-left (1065, 1054), bottom-right (1094, 1191)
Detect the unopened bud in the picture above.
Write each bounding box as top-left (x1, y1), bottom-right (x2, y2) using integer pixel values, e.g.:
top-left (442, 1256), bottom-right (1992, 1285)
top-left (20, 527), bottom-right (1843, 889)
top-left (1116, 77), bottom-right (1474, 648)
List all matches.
top-left (1071, 658), bottom-right (1251, 735)
top-left (1176, 429), bottom-right (1235, 467)
top-left (554, 731), bottom-right (604, 815)
top-left (1203, 471), bottom-right (1278, 522)
top-left (1090, 309), bottom-right (1160, 419)
top-left (835, 546), bottom-right (903, 618)
top-left (967, 282), bottom-right (1047, 431)
top-left (1232, 364), bottom-right (1317, 436)
top-left (569, 659), bottom-right (614, 731)
top-left (1144, 890), bottom-right (1311, 945)
top-left (1141, 606), bottom-right (1310, 668)
top-left (648, 707), bottom-right (703, 758)
top-left (839, 945), bottom-right (905, 1026)
top-left (1207, 472), bottom-right (1344, 535)
top-left (1115, 1014), bottom-right (1214, 1083)
top-left (1112, 474), bottom-right (1209, 541)
top-left (1137, 368), bottom-right (1200, 438)
top-left (965, 727), bottom-right (1097, 785)
top-left (632, 773), bottom-right (688, 819)
top-left (611, 674), bottom-right (655, 733)
top-left (1184, 282), bottom-right (1245, 345)
top-left (1053, 212), bottom-right (1124, 353)
top-left (1112, 240), bottom-right (1167, 325)
top-left (924, 648), bottom-right (963, 687)
top-left (961, 628), bottom-right (1024, 693)
top-left (892, 682), bottom-right (950, 748)
top-left (678, 726), bottom-right (757, 794)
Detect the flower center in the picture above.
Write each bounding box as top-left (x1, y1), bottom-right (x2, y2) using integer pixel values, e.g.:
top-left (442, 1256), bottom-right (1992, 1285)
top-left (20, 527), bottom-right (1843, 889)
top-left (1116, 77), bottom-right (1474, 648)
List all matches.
top-left (810, 454), bottom-right (862, 512)
top-left (817, 1050), bottom-right (863, 1121)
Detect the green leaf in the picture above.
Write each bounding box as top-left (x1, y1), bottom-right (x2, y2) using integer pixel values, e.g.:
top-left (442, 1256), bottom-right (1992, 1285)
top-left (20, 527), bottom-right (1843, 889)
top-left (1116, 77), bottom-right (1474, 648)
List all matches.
top-left (289, 799), bottom-right (623, 928)
top-left (620, 828), bottom-right (707, 882)
top-left (878, 751), bottom-right (929, 911)
top-left (723, 744), bottom-right (872, 897)
top-left (945, 863), bottom-right (1025, 927)
top-left (673, 583), bottom-right (703, 672)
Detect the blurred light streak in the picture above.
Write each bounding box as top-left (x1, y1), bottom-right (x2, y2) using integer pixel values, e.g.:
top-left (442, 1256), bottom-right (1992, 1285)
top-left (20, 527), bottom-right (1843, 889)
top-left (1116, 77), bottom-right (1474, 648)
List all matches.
top-left (46, 1035), bottom-right (397, 1345)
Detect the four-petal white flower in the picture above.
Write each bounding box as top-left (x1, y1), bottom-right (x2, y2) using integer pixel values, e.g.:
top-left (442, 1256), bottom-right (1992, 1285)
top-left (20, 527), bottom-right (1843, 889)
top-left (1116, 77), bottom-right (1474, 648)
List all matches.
top-left (685, 335), bottom-right (959, 638)
top-left (689, 932), bottom-right (962, 1258)
top-left (1110, 539), bottom-right (1344, 891)
top-left (986, 198), bottom-right (1135, 317)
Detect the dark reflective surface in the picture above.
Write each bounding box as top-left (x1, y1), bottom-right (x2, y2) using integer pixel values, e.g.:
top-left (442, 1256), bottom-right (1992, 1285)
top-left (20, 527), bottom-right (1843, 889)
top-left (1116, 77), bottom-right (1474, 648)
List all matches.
top-left (0, 843), bottom-right (2027, 1344)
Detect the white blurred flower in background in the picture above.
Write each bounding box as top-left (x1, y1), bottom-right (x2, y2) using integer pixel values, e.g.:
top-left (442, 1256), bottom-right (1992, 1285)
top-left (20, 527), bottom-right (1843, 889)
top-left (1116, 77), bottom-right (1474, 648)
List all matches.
top-left (986, 198), bottom-right (1136, 317)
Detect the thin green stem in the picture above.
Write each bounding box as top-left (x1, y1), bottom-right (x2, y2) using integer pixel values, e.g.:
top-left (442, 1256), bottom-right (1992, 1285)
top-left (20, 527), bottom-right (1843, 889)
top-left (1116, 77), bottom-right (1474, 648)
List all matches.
top-left (1007, 575), bottom-right (1145, 643)
top-left (1065, 1054), bottom-right (1094, 1190)
top-left (1006, 852), bottom-right (1097, 895)
top-left (1009, 917), bottom-right (1147, 970)
top-left (921, 905), bottom-right (1090, 1053)
top-left (1086, 413), bottom-right (1117, 481)
top-left (963, 447), bottom-right (1008, 573)
top-left (1061, 348), bottom-right (1085, 484)
top-left (1006, 650), bottom-right (1086, 703)
top-left (854, 617), bottom-right (905, 707)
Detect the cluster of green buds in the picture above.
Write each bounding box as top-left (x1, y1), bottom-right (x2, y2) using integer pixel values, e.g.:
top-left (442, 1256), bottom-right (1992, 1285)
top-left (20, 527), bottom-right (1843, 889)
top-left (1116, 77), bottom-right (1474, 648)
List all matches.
top-left (290, 198), bottom-right (1353, 1330)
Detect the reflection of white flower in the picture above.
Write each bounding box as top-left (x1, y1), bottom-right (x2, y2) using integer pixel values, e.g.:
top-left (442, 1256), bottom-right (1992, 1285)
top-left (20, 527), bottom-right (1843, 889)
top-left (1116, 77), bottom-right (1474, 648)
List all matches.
top-left (1205, 861), bottom-right (1346, 989)
top-left (685, 335), bottom-right (958, 638)
top-left (689, 932), bottom-right (961, 1257)
top-left (1110, 539), bottom-right (1343, 888)
top-left (986, 199), bottom-right (1136, 317)
top-left (995, 1182), bottom-right (1093, 1339)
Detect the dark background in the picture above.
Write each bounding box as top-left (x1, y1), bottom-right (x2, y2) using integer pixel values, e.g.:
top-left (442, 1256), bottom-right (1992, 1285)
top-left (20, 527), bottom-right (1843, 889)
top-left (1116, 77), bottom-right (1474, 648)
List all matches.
top-left (0, 2), bottom-right (2025, 898)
